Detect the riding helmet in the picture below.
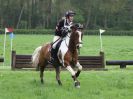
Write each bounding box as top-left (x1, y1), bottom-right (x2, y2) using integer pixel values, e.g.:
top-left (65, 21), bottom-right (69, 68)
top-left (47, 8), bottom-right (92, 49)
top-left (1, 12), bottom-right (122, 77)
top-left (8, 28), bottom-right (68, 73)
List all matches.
top-left (65, 10), bottom-right (76, 17)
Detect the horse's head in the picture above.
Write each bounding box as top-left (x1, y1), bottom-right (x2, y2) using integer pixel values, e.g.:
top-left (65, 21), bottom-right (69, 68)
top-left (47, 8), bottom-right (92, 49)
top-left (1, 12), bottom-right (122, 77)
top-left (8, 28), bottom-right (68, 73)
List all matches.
top-left (71, 23), bottom-right (84, 48)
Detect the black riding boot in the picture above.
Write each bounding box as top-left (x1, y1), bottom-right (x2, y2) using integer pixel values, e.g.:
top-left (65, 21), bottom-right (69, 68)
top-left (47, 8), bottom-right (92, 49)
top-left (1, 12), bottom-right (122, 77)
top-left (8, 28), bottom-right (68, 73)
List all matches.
top-left (49, 39), bottom-right (62, 64)
top-left (49, 48), bottom-right (56, 64)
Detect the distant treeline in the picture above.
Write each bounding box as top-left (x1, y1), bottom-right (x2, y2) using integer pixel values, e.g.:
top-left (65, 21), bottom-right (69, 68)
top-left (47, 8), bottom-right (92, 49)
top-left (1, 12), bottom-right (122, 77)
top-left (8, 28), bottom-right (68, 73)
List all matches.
top-left (0, 0), bottom-right (133, 30)
top-left (0, 29), bottom-right (133, 36)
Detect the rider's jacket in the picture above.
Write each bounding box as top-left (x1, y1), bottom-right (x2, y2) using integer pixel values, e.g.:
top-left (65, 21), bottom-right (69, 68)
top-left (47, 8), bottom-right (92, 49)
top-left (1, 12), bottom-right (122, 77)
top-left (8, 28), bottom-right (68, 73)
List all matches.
top-left (55, 18), bottom-right (73, 37)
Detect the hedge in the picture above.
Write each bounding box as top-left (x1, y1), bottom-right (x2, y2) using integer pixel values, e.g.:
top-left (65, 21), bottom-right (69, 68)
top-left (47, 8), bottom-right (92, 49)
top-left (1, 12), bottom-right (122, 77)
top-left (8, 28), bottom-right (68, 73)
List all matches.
top-left (0, 29), bottom-right (133, 36)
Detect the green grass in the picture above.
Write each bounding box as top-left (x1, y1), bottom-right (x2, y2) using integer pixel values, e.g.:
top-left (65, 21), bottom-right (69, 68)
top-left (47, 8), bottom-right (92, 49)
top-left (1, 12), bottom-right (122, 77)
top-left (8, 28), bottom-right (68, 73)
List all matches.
top-left (0, 34), bottom-right (133, 66)
top-left (0, 70), bottom-right (133, 99)
top-left (0, 34), bottom-right (133, 99)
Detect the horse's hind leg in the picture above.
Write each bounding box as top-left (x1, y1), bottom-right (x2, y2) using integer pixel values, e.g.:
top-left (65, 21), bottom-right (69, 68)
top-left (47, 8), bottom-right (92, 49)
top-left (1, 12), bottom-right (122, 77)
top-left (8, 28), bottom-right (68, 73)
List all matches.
top-left (55, 66), bottom-right (62, 85)
top-left (40, 61), bottom-right (48, 84)
top-left (40, 65), bottom-right (45, 84)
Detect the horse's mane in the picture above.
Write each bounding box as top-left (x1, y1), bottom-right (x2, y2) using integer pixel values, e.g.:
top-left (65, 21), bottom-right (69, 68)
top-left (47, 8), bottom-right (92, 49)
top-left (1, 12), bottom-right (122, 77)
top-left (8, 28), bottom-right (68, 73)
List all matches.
top-left (69, 30), bottom-right (78, 54)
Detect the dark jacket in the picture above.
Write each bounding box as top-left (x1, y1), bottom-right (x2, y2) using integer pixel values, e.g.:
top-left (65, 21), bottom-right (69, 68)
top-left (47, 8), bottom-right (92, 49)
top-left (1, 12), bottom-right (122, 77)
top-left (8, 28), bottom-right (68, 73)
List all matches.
top-left (55, 18), bottom-right (72, 36)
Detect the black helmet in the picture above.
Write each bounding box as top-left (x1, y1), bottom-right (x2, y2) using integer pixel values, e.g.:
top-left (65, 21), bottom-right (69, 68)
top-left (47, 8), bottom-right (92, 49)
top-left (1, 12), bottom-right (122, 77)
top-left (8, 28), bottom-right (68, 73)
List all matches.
top-left (74, 23), bottom-right (84, 29)
top-left (65, 10), bottom-right (76, 17)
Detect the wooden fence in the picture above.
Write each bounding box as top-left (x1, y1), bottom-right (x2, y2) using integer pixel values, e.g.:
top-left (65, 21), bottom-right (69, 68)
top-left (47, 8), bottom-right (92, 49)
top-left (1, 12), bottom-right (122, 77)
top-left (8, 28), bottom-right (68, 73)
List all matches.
top-left (11, 51), bottom-right (105, 70)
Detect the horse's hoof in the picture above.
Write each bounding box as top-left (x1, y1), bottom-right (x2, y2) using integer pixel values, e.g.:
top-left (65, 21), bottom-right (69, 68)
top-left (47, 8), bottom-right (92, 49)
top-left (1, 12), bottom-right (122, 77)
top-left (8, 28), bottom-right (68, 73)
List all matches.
top-left (74, 81), bottom-right (80, 88)
top-left (76, 85), bottom-right (80, 88)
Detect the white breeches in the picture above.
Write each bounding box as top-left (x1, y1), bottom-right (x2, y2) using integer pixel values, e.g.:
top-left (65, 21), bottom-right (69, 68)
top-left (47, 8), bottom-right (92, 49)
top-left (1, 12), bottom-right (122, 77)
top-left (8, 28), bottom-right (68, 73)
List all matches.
top-left (52, 36), bottom-right (60, 49)
top-left (53, 36), bottom-right (60, 42)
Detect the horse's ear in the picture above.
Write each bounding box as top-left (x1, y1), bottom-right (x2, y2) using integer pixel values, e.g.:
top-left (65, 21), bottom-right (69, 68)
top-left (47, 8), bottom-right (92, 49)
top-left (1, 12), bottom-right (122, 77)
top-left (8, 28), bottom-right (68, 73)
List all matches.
top-left (71, 23), bottom-right (84, 31)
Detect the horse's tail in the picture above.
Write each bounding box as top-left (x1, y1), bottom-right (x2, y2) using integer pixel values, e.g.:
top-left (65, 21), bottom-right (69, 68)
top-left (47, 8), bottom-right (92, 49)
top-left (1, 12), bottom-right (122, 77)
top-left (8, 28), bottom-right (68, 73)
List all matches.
top-left (32, 46), bottom-right (42, 67)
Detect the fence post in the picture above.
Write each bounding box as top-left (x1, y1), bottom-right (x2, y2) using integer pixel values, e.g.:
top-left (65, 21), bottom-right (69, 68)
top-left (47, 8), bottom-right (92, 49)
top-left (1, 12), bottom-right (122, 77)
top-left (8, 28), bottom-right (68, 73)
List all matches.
top-left (11, 50), bottom-right (16, 70)
top-left (100, 51), bottom-right (105, 68)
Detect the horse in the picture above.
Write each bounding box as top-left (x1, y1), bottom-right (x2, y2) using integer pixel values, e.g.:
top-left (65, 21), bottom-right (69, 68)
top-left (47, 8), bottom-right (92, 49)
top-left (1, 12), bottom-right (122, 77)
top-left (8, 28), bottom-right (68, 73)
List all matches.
top-left (32, 24), bottom-right (83, 88)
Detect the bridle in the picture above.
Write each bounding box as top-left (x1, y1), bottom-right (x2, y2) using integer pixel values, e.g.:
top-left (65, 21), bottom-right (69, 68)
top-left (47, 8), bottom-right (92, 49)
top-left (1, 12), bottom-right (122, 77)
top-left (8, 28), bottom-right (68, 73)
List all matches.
top-left (64, 30), bottom-right (83, 49)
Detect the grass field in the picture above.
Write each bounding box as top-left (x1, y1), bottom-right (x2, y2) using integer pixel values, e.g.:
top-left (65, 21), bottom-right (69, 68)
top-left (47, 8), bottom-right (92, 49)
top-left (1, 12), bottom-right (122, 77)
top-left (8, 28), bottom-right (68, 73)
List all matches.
top-left (0, 34), bottom-right (133, 65)
top-left (0, 34), bottom-right (133, 99)
top-left (0, 69), bottom-right (133, 99)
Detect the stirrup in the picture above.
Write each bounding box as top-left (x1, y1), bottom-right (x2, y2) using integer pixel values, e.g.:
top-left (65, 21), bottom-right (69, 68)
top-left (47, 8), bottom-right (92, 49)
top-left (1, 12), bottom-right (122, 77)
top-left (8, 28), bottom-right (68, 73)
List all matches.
top-left (48, 57), bottom-right (54, 65)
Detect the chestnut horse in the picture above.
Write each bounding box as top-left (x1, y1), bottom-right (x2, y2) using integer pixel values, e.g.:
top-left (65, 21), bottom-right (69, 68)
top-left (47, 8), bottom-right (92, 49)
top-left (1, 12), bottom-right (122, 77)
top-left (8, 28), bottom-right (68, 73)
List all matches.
top-left (32, 26), bottom-right (83, 88)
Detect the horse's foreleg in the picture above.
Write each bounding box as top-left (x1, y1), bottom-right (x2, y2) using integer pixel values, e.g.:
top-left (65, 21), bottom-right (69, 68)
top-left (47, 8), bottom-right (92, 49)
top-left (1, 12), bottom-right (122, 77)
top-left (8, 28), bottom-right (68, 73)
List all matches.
top-left (66, 66), bottom-right (80, 88)
top-left (40, 66), bottom-right (44, 84)
top-left (55, 66), bottom-right (62, 86)
top-left (75, 62), bottom-right (82, 78)
top-left (36, 65), bottom-right (40, 71)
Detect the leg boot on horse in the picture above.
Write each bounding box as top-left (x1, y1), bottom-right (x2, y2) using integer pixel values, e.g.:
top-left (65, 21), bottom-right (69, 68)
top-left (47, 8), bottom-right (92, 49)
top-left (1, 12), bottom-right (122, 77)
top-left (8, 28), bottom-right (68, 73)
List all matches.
top-left (66, 66), bottom-right (80, 88)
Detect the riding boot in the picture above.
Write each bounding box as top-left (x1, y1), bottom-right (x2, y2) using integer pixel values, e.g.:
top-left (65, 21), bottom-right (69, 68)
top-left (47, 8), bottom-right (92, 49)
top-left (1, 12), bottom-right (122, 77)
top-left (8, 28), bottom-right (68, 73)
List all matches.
top-left (50, 48), bottom-right (56, 64)
top-left (49, 39), bottom-right (62, 64)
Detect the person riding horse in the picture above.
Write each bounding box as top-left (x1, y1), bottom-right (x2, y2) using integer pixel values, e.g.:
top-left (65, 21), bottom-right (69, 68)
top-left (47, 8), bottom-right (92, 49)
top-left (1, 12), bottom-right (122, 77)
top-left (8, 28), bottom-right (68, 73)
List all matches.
top-left (32, 22), bottom-right (84, 87)
top-left (50, 10), bottom-right (76, 63)
top-left (53, 10), bottom-right (76, 42)
top-left (50, 23), bottom-right (84, 65)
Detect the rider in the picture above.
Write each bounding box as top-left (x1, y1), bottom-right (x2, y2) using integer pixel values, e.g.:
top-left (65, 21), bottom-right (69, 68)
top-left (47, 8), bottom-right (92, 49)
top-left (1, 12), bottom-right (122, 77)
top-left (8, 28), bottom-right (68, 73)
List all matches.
top-left (53, 10), bottom-right (76, 42)
top-left (50, 10), bottom-right (76, 63)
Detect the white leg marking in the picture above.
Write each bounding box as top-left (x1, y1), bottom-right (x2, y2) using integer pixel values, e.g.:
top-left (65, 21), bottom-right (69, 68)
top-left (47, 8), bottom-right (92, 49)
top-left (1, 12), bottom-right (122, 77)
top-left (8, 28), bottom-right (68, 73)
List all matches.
top-left (66, 66), bottom-right (75, 76)
top-left (76, 62), bottom-right (82, 71)
top-left (52, 36), bottom-right (61, 49)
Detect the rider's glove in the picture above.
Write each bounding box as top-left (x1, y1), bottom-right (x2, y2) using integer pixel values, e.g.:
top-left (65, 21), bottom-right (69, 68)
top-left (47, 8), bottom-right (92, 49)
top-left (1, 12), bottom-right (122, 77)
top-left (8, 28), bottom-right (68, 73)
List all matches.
top-left (61, 27), bottom-right (69, 37)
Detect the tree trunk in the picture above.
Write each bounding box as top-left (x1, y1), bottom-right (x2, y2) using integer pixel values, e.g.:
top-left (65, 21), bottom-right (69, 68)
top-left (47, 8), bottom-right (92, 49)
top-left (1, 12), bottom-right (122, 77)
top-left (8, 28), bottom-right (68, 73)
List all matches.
top-left (104, 13), bottom-right (108, 28)
top-left (16, 6), bottom-right (24, 29)
top-left (94, 15), bottom-right (97, 28)
top-left (0, 0), bottom-right (3, 28)
top-left (28, 0), bottom-right (32, 28)
top-left (85, 7), bottom-right (91, 29)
